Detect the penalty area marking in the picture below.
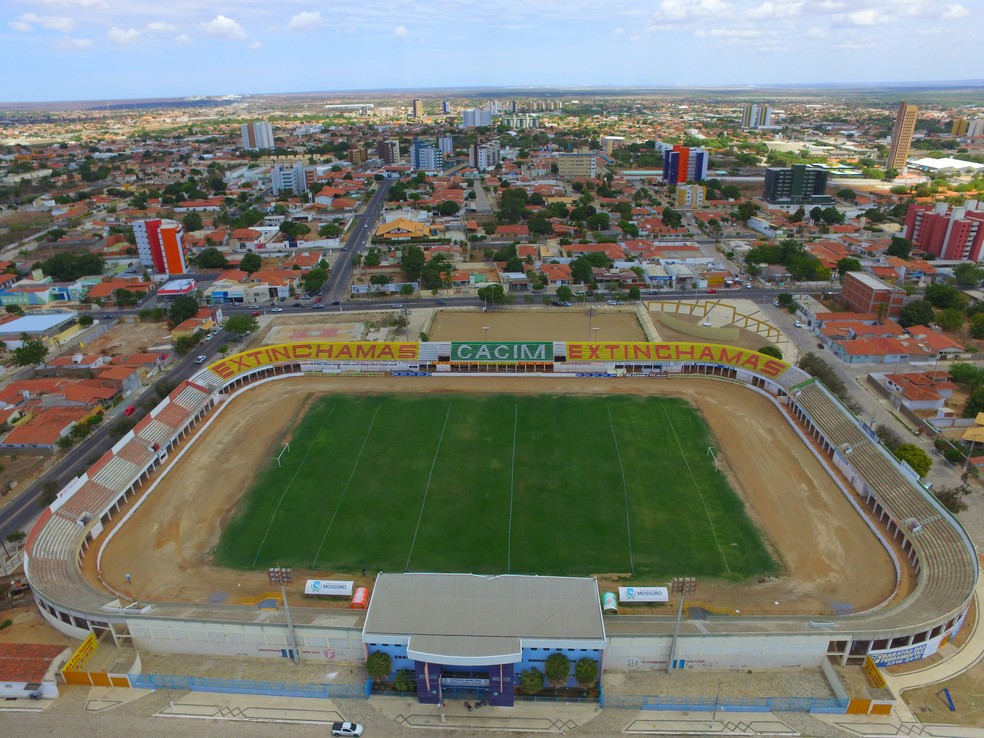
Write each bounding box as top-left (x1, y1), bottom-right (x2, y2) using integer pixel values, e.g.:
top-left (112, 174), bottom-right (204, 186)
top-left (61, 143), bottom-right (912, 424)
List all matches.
top-left (404, 402), bottom-right (453, 572)
top-left (252, 405), bottom-right (336, 567)
top-left (663, 407), bottom-right (731, 576)
top-left (310, 403), bottom-right (382, 568)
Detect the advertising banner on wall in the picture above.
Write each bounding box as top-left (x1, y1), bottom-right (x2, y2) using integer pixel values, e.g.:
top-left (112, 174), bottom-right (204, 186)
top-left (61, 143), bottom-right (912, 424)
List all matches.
top-left (618, 586), bottom-right (669, 603)
top-left (304, 580), bottom-right (355, 596)
top-left (565, 342), bottom-right (789, 378)
top-left (450, 342), bottom-right (553, 363)
top-left (209, 342), bottom-right (420, 379)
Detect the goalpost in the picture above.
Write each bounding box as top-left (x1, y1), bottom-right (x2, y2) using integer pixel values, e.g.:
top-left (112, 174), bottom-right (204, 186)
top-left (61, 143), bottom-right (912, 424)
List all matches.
top-left (274, 443), bottom-right (291, 468)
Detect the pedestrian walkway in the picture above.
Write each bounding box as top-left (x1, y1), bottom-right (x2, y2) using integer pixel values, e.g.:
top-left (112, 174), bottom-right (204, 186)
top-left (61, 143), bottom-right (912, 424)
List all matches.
top-left (154, 691), bottom-right (341, 725)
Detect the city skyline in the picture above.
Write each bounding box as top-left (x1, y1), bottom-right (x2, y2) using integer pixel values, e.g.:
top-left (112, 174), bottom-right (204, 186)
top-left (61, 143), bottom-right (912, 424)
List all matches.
top-left (2, 0), bottom-right (982, 103)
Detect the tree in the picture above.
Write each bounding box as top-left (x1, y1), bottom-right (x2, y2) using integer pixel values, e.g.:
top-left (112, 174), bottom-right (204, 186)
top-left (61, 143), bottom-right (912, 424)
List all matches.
top-left (400, 283), bottom-right (414, 297)
top-left (35, 251), bottom-right (104, 281)
top-left (570, 257), bottom-right (595, 285)
top-left (302, 267), bottom-right (329, 293)
top-left (837, 188), bottom-right (856, 201)
top-left (875, 425), bottom-right (904, 452)
top-left (318, 222), bottom-right (343, 238)
top-left (5, 530), bottom-right (26, 545)
top-left (365, 651), bottom-right (391, 684)
top-left (279, 221), bottom-right (310, 240)
top-left (970, 314), bottom-right (984, 339)
top-left (809, 206), bottom-right (824, 224)
top-left (168, 295), bottom-right (200, 326)
top-left (224, 314), bottom-right (258, 335)
top-left (518, 668), bottom-right (544, 695)
top-left (574, 658), bottom-right (599, 691)
top-left (435, 200), bottom-right (460, 216)
top-left (886, 236), bottom-right (913, 260)
top-left (735, 201), bottom-right (758, 223)
top-left (556, 285), bottom-right (573, 302)
top-left (12, 337), bottom-right (47, 367)
top-left (586, 212), bottom-right (611, 231)
top-left (836, 257), bottom-right (862, 277)
top-left (924, 284), bottom-right (965, 310)
top-left (893, 443), bottom-right (932, 478)
top-left (39, 479), bottom-right (59, 507)
top-left (369, 274), bottom-right (391, 287)
top-left (789, 206), bottom-right (805, 223)
top-left (393, 669), bottom-right (416, 693)
top-left (544, 653), bottom-right (571, 688)
top-left (628, 286), bottom-right (641, 301)
top-left (78, 314), bottom-right (94, 326)
top-left (758, 345), bottom-right (783, 359)
top-left (196, 247), bottom-right (229, 269)
top-left (477, 283), bottom-right (507, 305)
top-left (181, 212), bottom-right (203, 231)
top-left (821, 207), bottom-right (845, 225)
top-left (938, 308), bottom-right (965, 331)
top-left (953, 262), bottom-right (984, 287)
top-left (661, 207), bottom-right (683, 228)
top-left (401, 245), bottom-right (426, 281)
top-left (364, 248), bottom-right (382, 267)
top-left (898, 300), bottom-right (934, 328)
top-left (934, 485), bottom-right (970, 514)
top-left (174, 334), bottom-right (200, 355)
top-left (240, 252), bottom-right (262, 274)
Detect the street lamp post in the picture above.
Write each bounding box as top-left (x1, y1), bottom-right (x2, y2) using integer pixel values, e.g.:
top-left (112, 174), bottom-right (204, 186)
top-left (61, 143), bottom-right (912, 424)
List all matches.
top-left (585, 307), bottom-right (597, 341)
top-left (593, 327), bottom-right (600, 342)
top-left (483, 326), bottom-right (490, 341)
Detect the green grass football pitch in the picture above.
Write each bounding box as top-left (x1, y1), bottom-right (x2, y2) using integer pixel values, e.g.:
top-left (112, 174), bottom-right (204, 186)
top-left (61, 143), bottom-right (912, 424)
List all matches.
top-left (215, 394), bottom-right (778, 580)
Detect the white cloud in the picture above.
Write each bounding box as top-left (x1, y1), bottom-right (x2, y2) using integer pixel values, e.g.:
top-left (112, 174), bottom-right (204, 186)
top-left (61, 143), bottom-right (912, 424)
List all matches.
top-left (8, 20), bottom-right (33, 32)
top-left (108, 27), bottom-right (140, 46)
top-left (52, 36), bottom-right (93, 51)
top-left (287, 11), bottom-right (324, 32)
top-left (613, 27), bottom-right (624, 35)
top-left (19, 13), bottom-right (76, 32)
top-left (656, 0), bottom-right (731, 21)
top-left (695, 28), bottom-right (765, 38)
top-left (148, 21), bottom-right (178, 33)
top-left (249, 41), bottom-right (263, 50)
top-left (942, 4), bottom-right (970, 18)
top-left (747, 2), bottom-right (802, 19)
top-left (203, 15), bottom-right (246, 41)
top-left (33, 0), bottom-right (107, 8)
top-left (393, 25), bottom-right (409, 38)
top-left (175, 33), bottom-right (192, 45)
top-left (805, 27), bottom-right (828, 38)
top-left (846, 9), bottom-right (890, 25)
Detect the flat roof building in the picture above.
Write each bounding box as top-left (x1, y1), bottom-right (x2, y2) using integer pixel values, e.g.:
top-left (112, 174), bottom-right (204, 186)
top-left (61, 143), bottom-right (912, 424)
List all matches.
top-left (362, 573), bottom-right (606, 706)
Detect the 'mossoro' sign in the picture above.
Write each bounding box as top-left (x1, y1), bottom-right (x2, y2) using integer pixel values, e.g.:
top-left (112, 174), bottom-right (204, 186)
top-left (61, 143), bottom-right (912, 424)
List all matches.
top-left (208, 342), bottom-right (420, 379)
top-left (451, 342), bottom-right (553, 363)
top-left (565, 342), bottom-right (790, 379)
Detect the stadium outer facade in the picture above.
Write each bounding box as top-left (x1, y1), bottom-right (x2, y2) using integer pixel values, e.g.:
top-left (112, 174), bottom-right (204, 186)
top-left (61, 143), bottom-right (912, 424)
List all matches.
top-left (24, 340), bottom-right (977, 688)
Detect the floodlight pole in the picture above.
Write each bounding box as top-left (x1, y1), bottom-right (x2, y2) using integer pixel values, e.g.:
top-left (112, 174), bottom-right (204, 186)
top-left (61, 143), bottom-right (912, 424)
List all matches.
top-left (281, 584), bottom-right (300, 664)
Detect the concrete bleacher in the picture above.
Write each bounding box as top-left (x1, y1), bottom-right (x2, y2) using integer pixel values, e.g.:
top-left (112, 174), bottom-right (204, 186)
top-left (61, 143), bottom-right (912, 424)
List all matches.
top-left (793, 380), bottom-right (977, 632)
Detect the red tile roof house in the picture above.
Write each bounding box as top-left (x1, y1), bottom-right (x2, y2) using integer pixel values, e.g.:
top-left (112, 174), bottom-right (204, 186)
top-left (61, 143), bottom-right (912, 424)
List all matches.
top-left (495, 225), bottom-right (530, 242)
top-left (0, 643), bottom-right (71, 699)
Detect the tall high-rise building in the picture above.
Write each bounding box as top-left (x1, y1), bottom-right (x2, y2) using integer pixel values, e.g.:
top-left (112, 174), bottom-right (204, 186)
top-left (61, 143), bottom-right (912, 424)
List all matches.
top-left (969, 119), bottom-right (984, 138)
top-left (461, 109), bottom-right (493, 128)
top-left (377, 139), bottom-right (401, 164)
top-left (442, 100), bottom-right (451, 114)
top-left (740, 104), bottom-right (773, 129)
top-left (887, 101), bottom-right (919, 171)
top-left (438, 135), bottom-right (454, 155)
top-left (662, 146), bottom-right (708, 184)
top-left (905, 200), bottom-right (984, 262)
top-left (674, 184), bottom-right (706, 209)
top-left (555, 152), bottom-right (597, 179)
top-left (763, 164), bottom-right (830, 204)
top-left (241, 121), bottom-right (274, 150)
top-left (952, 118), bottom-right (970, 137)
top-left (271, 163), bottom-right (308, 195)
top-left (133, 219), bottom-right (187, 275)
top-left (412, 99), bottom-right (424, 118)
top-left (348, 146), bottom-right (367, 165)
top-left (410, 137), bottom-right (442, 171)
top-left (469, 142), bottom-right (500, 171)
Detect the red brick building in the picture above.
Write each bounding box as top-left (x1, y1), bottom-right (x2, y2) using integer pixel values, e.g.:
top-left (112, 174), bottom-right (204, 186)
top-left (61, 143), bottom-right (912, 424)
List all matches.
top-left (841, 272), bottom-right (905, 318)
top-left (904, 201), bottom-right (984, 261)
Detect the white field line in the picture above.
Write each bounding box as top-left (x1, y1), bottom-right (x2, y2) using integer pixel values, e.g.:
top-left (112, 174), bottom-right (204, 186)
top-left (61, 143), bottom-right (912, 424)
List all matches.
top-left (508, 403), bottom-right (518, 574)
top-left (311, 404), bottom-right (382, 568)
top-left (663, 407), bottom-right (731, 576)
top-left (608, 404), bottom-right (635, 575)
top-left (404, 403), bottom-right (453, 572)
top-left (252, 406), bottom-right (336, 566)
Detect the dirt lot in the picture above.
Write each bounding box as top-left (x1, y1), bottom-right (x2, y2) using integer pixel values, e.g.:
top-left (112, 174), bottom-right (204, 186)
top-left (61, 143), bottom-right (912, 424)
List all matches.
top-left (84, 318), bottom-right (172, 356)
top-left (95, 375), bottom-right (900, 617)
top-left (428, 309), bottom-right (648, 342)
top-left (0, 602), bottom-right (76, 647)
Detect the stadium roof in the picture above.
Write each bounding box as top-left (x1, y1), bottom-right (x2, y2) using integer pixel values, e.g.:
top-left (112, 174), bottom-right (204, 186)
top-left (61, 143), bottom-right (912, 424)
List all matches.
top-left (363, 573), bottom-right (605, 662)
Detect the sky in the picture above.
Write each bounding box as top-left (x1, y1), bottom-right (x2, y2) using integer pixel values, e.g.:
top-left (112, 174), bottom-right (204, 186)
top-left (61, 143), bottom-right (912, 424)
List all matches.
top-left (2, 0), bottom-right (982, 103)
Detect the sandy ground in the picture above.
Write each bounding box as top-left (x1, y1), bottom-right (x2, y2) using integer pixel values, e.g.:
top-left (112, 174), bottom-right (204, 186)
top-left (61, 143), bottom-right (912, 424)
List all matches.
top-left (95, 376), bottom-right (900, 617)
top-left (85, 318), bottom-right (172, 356)
top-left (428, 310), bottom-right (647, 342)
top-left (653, 312), bottom-right (781, 353)
top-left (903, 662), bottom-right (984, 725)
top-left (0, 603), bottom-right (76, 646)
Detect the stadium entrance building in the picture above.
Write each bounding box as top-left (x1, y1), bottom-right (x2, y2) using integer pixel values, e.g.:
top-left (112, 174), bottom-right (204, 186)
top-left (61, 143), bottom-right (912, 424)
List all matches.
top-left (361, 573), bottom-right (606, 706)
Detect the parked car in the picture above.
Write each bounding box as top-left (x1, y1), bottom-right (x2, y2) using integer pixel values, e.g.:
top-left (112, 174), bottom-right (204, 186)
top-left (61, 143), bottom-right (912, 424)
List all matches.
top-left (205, 332), bottom-right (214, 341)
top-left (606, 299), bottom-right (619, 306)
top-left (817, 343), bottom-right (825, 350)
top-left (194, 355), bottom-right (207, 364)
top-left (772, 299), bottom-right (780, 307)
top-left (251, 310), bottom-right (261, 317)
top-left (123, 406), bottom-right (136, 416)
top-left (330, 723), bottom-right (364, 737)
top-left (793, 321), bottom-right (803, 328)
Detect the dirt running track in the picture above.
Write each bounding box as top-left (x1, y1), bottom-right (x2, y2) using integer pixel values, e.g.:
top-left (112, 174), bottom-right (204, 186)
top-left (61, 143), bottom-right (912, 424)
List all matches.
top-left (95, 376), bottom-right (902, 616)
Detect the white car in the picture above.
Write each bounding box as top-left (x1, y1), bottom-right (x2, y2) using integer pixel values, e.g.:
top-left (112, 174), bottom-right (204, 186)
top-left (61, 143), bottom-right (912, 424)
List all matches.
top-left (271, 307), bottom-right (284, 313)
top-left (331, 722), bottom-right (364, 737)
top-left (793, 321), bottom-right (804, 328)
top-left (194, 355), bottom-right (207, 364)
top-left (606, 299), bottom-right (619, 306)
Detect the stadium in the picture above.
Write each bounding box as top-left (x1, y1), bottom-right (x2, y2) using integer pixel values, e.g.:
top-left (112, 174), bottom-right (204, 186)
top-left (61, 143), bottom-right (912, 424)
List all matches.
top-left (22, 336), bottom-right (978, 711)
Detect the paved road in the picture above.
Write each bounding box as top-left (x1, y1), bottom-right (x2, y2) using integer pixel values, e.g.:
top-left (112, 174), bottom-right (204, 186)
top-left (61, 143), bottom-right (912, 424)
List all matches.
top-left (324, 178), bottom-right (393, 304)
